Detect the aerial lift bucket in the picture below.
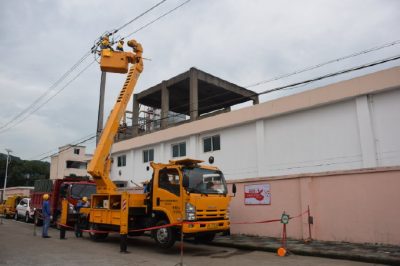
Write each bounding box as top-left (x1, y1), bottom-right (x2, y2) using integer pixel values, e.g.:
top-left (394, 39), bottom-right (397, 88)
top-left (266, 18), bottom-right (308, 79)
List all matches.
top-left (100, 49), bottom-right (130, 74)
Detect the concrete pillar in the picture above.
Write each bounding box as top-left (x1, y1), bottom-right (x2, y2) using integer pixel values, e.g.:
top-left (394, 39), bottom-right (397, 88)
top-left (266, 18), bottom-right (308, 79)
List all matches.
top-left (132, 94), bottom-right (139, 137)
top-left (161, 81), bottom-right (169, 129)
top-left (188, 135), bottom-right (198, 158)
top-left (355, 95), bottom-right (378, 167)
top-left (159, 143), bottom-right (165, 162)
top-left (189, 68), bottom-right (199, 121)
top-left (256, 120), bottom-right (265, 176)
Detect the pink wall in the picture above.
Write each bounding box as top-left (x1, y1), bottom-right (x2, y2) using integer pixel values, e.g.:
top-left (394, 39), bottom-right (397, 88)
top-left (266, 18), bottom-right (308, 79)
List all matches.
top-left (228, 168), bottom-right (400, 245)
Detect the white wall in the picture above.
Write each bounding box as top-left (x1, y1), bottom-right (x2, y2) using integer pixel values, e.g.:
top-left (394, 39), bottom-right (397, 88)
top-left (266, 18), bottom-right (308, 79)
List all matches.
top-left (110, 88), bottom-right (400, 187)
top-left (371, 89), bottom-right (400, 167)
top-left (261, 100), bottom-right (363, 177)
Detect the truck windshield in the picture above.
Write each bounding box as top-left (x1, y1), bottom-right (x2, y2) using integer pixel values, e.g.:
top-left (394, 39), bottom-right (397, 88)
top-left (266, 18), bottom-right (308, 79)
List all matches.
top-left (182, 167), bottom-right (227, 195)
top-left (71, 184), bottom-right (96, 199)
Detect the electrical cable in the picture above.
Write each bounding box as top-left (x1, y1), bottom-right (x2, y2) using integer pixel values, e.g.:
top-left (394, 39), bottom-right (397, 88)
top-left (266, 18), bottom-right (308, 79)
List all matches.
top-left (0, 60), bottom-right (96, 134)
top-left (38, 134), bottom-right (97, 161)
top-left (28, 132), bottom-right (96, 160)
top-left (135, 53), bottom-right (400, 127)
top-left (2, 1), bottom-right (172, 134)
top-left (245, 39), bottom-right (400, 88)
top-left (29, 1), bottom-right (195, 160)
top-left (32, 53), bottom-right (400, 161)
top-left (115, 0), bottom-right (168, 32)
top-left (124, 0), bottom-right (192, 39)
top-left (0, 51), bottom-right (92, 130)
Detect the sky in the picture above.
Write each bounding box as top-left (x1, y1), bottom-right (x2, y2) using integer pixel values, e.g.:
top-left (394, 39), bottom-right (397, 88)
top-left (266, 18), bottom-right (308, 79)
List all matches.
top-left (0, 0), bottom-right (399, 161)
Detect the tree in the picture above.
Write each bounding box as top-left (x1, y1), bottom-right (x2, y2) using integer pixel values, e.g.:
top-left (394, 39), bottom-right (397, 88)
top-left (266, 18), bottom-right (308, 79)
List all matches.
top-left (0, 153), bottom-right (50, 187)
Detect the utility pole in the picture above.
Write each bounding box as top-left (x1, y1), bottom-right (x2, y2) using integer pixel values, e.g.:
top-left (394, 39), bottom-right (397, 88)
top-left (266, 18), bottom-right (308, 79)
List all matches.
top-left (96, 71), bottom-right (106, 146)
top-left (2, 149), bottom-right (12, 202)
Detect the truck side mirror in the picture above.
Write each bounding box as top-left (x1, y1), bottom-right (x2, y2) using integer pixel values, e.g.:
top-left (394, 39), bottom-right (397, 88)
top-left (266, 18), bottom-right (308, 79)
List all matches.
top-left (232, 183), bottom-right (237, 196)
top-left (182, 175), bottom-right (189, 188)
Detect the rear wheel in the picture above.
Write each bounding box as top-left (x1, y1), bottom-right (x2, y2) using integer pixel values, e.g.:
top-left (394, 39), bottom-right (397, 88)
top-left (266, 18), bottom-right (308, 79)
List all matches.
top-left (152, 220), bottom-right (176, 248)
top-left (25, 212), bottom-right (30, 223)
top-left (88, 223), bottom-right (108, 241)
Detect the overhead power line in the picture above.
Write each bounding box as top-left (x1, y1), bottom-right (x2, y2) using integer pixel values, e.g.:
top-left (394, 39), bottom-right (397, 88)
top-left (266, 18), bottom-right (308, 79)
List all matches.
top-left (258, 54), bottom-right (400, 96)
top-left (3, 1), bottom-right (171, 134)
top-left (133, 53), bottom-right (400, 127)
top-left (245, 39), bottom-right (400, 88)
top-left (0, 60), bottom-right (96, 134)
top-left (115, 0), bottom-right (168, 32)
top-left (124, 0), bottom-right (192, 39)
top-left (0, 51), bottom-right (92, 131)
top-left (28, 132), bottom-right (96, 160)
top-left (33, 53), bottom-right (400, 161)
top-left (38, 134), bottom-right (97, 161)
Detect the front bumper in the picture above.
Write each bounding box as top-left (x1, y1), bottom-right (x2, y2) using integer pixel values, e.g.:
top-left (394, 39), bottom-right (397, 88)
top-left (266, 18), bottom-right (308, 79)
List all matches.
top-left (182, 219), bottom-right (230, 234)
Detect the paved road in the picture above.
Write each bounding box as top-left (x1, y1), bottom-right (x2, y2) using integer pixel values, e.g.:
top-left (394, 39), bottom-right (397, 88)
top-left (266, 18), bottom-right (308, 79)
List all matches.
top-left (0, 218), bottom-right (383, 266)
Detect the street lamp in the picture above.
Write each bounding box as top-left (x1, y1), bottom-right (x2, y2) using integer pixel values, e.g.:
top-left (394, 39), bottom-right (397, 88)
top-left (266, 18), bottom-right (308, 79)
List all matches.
top-left (2, 149), bottom-right (12, 202)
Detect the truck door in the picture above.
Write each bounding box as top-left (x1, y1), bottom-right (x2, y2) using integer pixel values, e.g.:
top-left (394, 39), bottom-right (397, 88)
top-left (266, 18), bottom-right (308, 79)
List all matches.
top-left (153, 167), bottom-right (183, 223)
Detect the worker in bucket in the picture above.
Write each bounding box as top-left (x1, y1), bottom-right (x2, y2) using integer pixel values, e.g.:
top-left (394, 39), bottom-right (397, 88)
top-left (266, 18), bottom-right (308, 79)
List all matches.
top-left (116, 39), bottom-right (124, 51)
top-left (75, 196), bottom-right (89, 237)
top-left (42, 194), bottom-right (51, 238)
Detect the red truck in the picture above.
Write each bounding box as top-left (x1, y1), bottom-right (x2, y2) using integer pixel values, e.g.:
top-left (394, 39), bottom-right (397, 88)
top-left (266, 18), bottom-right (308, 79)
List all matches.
top-left (30, 177), bottom-right (96, 226)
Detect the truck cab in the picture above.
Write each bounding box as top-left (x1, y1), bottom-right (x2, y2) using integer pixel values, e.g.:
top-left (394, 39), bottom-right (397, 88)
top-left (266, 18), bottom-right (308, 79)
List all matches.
top-left (146, 159), bottom-right (232, 247)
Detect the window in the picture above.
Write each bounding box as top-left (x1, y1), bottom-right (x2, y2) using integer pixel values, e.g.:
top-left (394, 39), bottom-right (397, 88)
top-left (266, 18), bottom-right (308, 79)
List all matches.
top-left (117, 155), bottom-right (126, 167)
top-left (203, 135), bottom-right (220, 152)
top-left (172, 142), bottom-right (186, 158)
top-left (143, 149), bottom-right (154, 163)
top-left (74, 148), bottom-right (80, 155)
top-left (66, 161), bottom-right (87, 169)
top-left (158, 168), bottom-right (180, 196)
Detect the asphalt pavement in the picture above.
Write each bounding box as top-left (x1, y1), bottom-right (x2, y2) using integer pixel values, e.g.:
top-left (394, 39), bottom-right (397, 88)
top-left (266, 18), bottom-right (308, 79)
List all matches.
top-left (0, 218), bottom-right (387, 266)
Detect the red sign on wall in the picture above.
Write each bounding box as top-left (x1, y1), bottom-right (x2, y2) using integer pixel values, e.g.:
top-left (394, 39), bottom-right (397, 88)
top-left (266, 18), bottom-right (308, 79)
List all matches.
top-left (244, 184), bottom-right (271, 205)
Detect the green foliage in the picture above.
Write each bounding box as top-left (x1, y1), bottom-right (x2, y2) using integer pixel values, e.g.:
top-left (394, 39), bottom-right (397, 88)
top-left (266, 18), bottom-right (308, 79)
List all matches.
top-left (0, 153), bottom-right (50, 187)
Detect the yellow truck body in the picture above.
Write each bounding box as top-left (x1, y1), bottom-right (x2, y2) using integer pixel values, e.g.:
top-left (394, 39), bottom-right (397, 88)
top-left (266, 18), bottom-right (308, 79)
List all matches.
top-left (61, 38), bottom-right (234, 250)
top-left (0, 195), bottom-right (23, 218)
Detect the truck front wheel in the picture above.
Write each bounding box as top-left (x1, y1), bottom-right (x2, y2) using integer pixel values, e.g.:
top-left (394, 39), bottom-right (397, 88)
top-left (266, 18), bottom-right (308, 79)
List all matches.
top-left (152, 220), bottom-right (176, 248)
top-left (88, 223), bottom-right (108, 241)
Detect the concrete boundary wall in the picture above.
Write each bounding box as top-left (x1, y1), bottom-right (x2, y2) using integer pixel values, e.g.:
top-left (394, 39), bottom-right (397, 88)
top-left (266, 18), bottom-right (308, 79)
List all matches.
top-left (228, 167), bottom-right (400, 245)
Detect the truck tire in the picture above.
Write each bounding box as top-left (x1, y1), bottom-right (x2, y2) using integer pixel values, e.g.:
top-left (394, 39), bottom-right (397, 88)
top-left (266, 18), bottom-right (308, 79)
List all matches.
top-left (152, 220), bottom-right (176, 248)
top-left (195, 232), bottom-right (216, 244)
top-left (88, 223), bottom-right (108, 241)
top-left (34, 212), bottom-right (43, 226)
top-left (25, 212), bottom-right (31, 223)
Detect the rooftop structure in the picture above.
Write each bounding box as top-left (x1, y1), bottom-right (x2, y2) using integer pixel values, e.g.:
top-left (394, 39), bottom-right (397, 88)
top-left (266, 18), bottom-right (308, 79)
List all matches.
top-left (117, 67), bottom-right (258, 140)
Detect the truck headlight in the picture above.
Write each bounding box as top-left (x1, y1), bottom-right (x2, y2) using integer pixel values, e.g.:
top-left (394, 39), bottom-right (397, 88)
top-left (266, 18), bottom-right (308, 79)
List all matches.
top-left (185, 202), bottom-right (196, 221)
top-left (225, 204), bottom-right (230, 220)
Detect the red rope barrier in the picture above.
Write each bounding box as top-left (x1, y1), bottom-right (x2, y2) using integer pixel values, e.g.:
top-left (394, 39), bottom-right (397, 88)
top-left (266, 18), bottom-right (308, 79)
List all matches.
top-left (55, 209), bottom-right (310, 234)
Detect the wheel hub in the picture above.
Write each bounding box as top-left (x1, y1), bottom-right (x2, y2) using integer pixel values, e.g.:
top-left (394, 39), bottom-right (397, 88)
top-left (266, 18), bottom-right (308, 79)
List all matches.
top-left (157, 228), bottom-right (169, 243)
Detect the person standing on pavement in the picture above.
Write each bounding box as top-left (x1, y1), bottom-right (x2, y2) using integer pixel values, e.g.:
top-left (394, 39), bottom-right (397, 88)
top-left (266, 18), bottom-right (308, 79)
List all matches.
top-left (42, 194), bottom-right (51, 238)
top-left (74, 196), bottom-right (89, 237)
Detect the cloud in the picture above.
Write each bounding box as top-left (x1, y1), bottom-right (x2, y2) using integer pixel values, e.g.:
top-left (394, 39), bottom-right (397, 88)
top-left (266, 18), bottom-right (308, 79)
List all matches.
top-left (0, 0), bottom-right (399, 159)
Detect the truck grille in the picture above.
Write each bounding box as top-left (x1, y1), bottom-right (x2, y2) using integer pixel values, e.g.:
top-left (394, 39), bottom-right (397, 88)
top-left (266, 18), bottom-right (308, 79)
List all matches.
top-left (196, 209), bottom-right (226, 220)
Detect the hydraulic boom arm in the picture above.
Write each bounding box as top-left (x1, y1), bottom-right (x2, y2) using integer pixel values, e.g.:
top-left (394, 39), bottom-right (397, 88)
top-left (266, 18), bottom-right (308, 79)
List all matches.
top-left (87, 40), bottom-right (143, 193)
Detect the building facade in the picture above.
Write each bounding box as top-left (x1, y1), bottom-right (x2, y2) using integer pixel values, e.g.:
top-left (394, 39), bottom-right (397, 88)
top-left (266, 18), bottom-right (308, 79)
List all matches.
top-left (110, 66), bottom-right (400, 245)
top-left (50, 145), bottom-right (91, 180)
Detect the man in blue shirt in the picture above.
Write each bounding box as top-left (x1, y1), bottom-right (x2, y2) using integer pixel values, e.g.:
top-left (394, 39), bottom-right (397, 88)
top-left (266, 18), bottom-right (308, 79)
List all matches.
top-left (42, 194), bottom-right (51, 238)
